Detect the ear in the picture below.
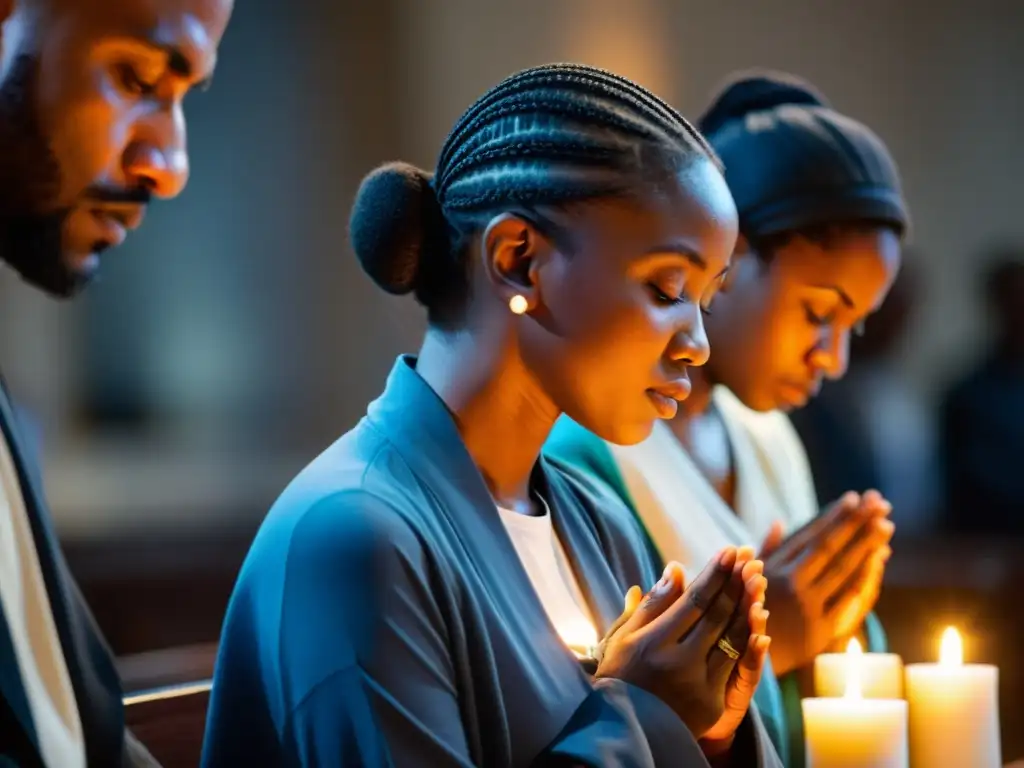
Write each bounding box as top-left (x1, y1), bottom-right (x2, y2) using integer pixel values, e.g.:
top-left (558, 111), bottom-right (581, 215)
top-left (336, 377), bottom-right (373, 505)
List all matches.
top-left (479, 213), bottom-right (547, 313)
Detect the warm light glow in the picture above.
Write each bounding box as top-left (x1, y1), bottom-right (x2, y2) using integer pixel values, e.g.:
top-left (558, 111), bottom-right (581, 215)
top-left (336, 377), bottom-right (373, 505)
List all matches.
top-left (844, 636), bottom-right (863, 699)
top-left (939, 626), bottom-right (963, 667)
top-left (559, 619), bottom-right (598, 659)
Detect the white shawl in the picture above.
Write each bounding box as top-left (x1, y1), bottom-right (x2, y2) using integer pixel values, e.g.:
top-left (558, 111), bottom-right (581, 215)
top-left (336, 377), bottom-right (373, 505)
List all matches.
top-left (610, 386), bottom-right (819, 573)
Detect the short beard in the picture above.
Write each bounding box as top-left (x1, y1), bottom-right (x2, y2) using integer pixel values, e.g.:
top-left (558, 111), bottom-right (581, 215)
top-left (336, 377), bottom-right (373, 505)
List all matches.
top-left (0, 54), bottom-right (88, 298)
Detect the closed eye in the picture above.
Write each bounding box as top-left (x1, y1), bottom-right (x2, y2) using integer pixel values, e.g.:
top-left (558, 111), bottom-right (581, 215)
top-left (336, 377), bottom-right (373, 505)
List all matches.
top-left (649, 283), bottom-right (684, 307)
top-left (649, 284), bottom-right (715, 316)
top-left (804, 303), bottom-right (836, 326)
top-left (115, 63), bottom-right (158, 96)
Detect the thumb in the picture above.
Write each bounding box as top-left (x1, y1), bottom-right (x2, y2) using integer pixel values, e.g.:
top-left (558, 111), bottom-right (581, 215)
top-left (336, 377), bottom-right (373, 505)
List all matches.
top-left (758, 521), bottom-right (785, 559)
top-left (605, 585), bottom-right (643, 640)
top-left (624, 585), bottom-right (644, 614)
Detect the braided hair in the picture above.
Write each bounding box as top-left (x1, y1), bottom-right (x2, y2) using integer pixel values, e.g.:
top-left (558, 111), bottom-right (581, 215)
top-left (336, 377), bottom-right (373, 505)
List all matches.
top-left (349, 63), bottom-right (718, 327)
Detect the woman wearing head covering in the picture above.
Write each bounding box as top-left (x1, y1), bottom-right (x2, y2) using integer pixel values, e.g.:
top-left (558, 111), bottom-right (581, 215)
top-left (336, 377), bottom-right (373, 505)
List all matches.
top-left (546, 70), bottom-right (910, 765)
top-left (201, 64), bottom-right (782, 768)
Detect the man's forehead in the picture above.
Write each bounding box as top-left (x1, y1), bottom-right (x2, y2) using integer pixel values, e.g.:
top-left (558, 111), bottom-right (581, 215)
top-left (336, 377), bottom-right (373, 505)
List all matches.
top-left (73, 0), bottom-right (231, 69)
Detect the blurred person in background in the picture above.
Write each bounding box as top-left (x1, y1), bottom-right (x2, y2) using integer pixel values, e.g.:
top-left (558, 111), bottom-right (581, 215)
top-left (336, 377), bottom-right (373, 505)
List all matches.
top-left (942, 250), bottom-right (1024, 534)
top-left (203, 64), bottom-right (781, 768)
top-left (792, 253), bottom-right (941, 536)
top-left (546, 71), bottom-right (907, 766)
top-left (0, 0), bottom-right (234, 764)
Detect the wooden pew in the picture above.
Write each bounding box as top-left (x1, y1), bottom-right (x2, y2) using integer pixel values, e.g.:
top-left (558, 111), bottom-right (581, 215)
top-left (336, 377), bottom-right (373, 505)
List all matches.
top-left (124, 681), bottom-right (212, 768)
top-left (120, 644), bottom-right (218, 767)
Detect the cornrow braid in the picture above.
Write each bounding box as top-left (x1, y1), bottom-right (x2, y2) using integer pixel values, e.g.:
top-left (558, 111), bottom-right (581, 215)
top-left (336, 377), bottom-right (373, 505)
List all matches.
top-left (349, 63), bottom-right (718, 328)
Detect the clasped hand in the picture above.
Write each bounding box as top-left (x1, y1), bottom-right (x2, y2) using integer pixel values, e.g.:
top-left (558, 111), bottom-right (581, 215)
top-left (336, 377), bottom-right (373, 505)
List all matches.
top-left (757, 490), bottom-right (894, 676)
top-left (594, 546), bottom-right (770, 754)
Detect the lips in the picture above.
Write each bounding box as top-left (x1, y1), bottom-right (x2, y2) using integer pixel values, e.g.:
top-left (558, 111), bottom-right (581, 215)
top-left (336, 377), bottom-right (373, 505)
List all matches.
top-left (778, 379), bottom-right (821, 409)
top-left (646, 378), bottom-right (692, 419)
top-left (90, 206), bottom-right (146, 248)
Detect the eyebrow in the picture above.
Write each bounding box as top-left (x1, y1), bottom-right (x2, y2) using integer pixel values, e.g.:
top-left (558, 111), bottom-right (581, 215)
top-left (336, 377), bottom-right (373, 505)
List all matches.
top-left (643, 244), bottom-right (708, 270)
top-left (118, 38), bottom-right (216, 90)
top-left (811, 284), bottom-right (856, 309)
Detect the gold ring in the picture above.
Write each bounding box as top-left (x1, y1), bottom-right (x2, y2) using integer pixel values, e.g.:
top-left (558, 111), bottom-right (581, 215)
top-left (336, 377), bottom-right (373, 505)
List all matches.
top-left (716, 637), bottom-right (741, 660)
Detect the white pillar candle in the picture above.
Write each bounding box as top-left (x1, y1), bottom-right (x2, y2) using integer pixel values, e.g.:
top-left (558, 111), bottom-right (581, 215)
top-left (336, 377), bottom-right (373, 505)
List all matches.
top-left (905, 627), bottom-right (1000, 768)
top-left (803, 636), bottom-right (909, 767)
top-left (816, 638), bottom-right (904, 698)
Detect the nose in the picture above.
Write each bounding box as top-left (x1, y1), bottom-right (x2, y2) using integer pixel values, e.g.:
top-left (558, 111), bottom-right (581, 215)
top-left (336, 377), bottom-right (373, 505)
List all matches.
top-left (123, 104), bottom-right (190, 198)
top-left (667, 308), bottom-right (711, 368)
top-left (808, 327), bottom-right (851, 381)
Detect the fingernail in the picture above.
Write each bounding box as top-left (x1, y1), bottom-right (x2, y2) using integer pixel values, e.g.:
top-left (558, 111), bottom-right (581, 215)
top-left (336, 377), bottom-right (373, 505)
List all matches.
top-left (654, 569), bottom-right (675, 594)
top-left (751, 601), bottom-right (763, 613)
top-left (759, 636), bottom-right (772, 652)
top-left (719, 548), bottom-right (737, 569)
top-left (758, 576), bottom-right (769, 592)
top-left (761, 609), bottom-right (770, 622)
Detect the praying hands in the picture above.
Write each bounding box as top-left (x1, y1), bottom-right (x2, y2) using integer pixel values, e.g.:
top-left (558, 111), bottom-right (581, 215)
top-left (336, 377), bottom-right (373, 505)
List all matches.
top-left (595, 546), bottom-right (771, 757)
top-left (757, 490), bottom-right (894, 677)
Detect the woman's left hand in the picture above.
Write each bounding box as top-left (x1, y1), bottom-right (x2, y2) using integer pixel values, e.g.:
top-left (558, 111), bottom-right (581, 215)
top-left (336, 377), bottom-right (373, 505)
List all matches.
top-left (698, 573), bottom-right (771, 756)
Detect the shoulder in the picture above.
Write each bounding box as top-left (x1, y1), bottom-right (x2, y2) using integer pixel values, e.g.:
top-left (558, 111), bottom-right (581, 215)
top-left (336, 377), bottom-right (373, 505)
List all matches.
top-left (245, 426), bottom-right (440, 602)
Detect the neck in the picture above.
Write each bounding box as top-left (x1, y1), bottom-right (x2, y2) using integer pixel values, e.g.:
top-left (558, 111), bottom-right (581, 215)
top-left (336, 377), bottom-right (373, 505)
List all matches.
top-left (416, 327), bottom-right (559, 509)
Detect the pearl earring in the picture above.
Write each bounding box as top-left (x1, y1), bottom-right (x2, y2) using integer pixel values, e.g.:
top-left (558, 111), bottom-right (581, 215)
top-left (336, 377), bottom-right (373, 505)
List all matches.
top-left (509, 294), bottom-right (529, 315)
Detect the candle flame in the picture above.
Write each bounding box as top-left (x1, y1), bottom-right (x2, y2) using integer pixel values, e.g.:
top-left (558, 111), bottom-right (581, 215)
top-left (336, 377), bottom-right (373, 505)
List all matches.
top-left (939, 626), bottom-right (963, 667)
top-left (844, 636), bottom-right (863, 699)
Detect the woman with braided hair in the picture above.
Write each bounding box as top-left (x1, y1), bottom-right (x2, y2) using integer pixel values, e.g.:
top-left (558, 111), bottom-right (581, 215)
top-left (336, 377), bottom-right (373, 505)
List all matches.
top-left (202, 64), bottom-right (781, 767)
top-left (547, 70), bottom-right (909, 765)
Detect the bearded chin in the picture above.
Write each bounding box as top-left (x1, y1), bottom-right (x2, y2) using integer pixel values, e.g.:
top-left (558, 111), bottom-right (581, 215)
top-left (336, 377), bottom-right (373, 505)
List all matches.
top-left (0, 209), bottom-right (91, 298)
top-left (0, 53), bottom-right (87, 299)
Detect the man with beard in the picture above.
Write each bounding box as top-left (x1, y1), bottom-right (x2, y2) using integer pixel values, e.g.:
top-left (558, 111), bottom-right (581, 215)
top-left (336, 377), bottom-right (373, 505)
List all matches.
top-left (0, 0), bottom-right (233, 764)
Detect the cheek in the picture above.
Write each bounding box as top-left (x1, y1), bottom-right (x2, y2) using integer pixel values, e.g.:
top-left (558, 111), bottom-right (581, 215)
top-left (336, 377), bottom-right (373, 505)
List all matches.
top-left (544, 275), bottom-right (670, 376)
top-left (767, 303), bottom-right (824, 367)
top-left (40, 60), bottom-right (133, 203)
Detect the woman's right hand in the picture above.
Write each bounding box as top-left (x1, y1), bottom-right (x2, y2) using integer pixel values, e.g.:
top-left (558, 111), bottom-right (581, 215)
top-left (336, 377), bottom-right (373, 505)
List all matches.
top-left (757, 491), bottom-right (894, 676)
top-left (595, 546), bottom-right (768, 740)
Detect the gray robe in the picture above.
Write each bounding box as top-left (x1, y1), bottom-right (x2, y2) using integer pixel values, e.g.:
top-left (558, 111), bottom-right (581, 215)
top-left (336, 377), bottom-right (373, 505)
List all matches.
top-left (202, 356), bottom-right (782, 767)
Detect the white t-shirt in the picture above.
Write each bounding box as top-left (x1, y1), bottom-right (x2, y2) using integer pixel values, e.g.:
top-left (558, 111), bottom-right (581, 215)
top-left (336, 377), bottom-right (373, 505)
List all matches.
top-left (0, 432), bottom-right (86, 768)
top-left (497, 496), bottom-right (597, 654)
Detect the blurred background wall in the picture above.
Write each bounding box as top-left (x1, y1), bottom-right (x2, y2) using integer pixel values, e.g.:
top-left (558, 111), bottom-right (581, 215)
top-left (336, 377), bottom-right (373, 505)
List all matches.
top-left (2, 0), bottom-right (1021, 539)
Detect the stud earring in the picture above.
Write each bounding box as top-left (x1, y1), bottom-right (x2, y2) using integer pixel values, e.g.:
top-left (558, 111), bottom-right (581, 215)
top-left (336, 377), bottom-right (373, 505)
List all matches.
top-left (509, 294), bottom-right (529, 315)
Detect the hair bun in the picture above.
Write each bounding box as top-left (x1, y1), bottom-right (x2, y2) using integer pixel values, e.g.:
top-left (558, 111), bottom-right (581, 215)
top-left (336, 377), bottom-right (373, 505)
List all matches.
top-left (698, 69), bottom-right (830, 136)
top-left (349, 161), bottom-right (446, 295)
